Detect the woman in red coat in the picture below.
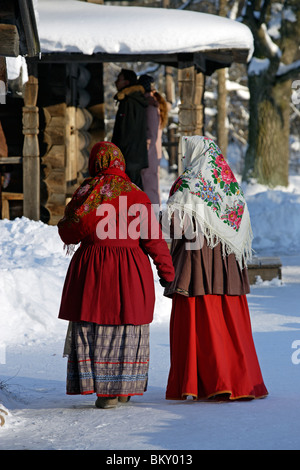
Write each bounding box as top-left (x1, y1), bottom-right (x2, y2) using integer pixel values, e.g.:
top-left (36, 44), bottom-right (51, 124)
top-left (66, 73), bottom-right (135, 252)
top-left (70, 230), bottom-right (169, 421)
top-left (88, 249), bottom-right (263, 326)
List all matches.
top-left (58, 141), bottom-right (174, 409)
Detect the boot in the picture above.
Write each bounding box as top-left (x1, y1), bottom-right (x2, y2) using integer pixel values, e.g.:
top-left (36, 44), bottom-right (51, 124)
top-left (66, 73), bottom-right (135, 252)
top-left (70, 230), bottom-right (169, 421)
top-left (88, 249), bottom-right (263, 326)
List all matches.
top-left (118, 396), bottom-right (131, 404)
top-left (95, 396), bottom-right (118, 409)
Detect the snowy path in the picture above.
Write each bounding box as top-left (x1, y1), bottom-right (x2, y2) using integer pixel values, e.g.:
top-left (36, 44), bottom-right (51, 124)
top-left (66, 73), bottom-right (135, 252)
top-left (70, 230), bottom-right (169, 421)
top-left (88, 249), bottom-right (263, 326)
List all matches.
top-left (1, 255), bottom-right (300, 451)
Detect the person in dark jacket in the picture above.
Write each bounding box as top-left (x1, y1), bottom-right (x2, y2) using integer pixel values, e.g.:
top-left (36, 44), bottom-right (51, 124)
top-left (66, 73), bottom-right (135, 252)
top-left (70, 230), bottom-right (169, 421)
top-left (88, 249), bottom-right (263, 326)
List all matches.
top-left (112, 69), bottom-right (148, 189)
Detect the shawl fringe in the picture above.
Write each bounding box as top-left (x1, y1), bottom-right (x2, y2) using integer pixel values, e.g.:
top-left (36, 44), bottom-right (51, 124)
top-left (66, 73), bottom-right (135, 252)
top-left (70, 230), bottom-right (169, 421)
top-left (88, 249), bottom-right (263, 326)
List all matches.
top-left (165, 203), bottom-right (253, 269)
top-left (63, 321), bottom-right (73, 357)
top-left (64, 244), bottom-right (76, 255)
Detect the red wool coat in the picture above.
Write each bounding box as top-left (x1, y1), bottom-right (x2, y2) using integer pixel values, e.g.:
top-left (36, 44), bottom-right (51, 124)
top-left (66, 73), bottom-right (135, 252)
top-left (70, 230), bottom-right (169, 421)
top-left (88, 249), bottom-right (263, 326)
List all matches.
top-left (58, 189), bottom-right (174, 326)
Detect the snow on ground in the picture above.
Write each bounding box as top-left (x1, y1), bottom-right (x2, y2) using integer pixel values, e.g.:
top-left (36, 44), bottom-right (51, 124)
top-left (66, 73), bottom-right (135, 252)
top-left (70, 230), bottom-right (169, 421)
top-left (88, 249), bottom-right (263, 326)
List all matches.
top-left (1, 168), bottom-right (300, 451)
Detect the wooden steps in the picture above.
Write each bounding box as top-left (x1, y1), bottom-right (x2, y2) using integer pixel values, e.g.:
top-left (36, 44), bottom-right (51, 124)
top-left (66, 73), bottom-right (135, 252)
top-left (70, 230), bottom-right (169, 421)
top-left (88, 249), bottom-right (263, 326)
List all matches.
top-left (1, 192), bottom-right (24, 219)
top-left (247, 256), bottom-right (282, 285)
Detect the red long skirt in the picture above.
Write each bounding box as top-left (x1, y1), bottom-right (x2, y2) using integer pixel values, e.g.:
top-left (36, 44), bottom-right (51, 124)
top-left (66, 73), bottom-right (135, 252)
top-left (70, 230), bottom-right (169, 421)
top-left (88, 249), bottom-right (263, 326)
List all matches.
top-left (166, 294), bottom-right (268, 401)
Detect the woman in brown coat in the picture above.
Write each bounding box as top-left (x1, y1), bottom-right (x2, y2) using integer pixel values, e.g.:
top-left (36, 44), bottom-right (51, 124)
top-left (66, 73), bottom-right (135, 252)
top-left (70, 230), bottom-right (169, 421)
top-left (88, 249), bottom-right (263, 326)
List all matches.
top-left (162, 135), bottom-right (268, 402)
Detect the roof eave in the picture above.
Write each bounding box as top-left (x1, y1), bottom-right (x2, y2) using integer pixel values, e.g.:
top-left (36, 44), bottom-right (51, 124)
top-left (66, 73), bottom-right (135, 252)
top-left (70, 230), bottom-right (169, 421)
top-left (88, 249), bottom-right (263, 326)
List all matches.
top-left (34, 47), bottom-right (250, 75)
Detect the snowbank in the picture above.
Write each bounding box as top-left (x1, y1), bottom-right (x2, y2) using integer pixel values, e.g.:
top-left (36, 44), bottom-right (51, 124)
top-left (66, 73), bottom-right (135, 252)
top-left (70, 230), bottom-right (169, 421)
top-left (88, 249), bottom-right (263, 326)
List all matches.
top-left (0, 216), bottom-right (172, 351)
top-left (244, 175), bottom-right (300, 255)
top-left (0, 218), bottom-right (69, 347)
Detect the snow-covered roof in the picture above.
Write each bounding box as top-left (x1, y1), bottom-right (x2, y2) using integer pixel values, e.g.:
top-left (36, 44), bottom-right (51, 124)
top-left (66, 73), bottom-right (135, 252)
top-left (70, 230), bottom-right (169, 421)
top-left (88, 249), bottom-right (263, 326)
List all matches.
top-left (7, 0), bottom-right (254, 81)
top-left (36, 0), bottom-right (253, 64)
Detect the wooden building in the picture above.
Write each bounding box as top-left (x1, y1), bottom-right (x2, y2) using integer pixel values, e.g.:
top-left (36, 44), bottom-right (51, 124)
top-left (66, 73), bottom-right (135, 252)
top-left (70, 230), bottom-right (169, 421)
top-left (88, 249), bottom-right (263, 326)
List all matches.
top-left (0, 0), bottom-right (40, 220)
top-left (0, 0), bottom-right (253, 225)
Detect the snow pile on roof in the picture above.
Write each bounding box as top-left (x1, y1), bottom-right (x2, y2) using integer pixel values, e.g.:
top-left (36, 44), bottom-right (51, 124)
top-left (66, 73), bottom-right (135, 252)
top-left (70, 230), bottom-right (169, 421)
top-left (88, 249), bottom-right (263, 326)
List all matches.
top-left (7, 0), bottom-right (253, 81)
top-left (36, 0), bottom-right (254, 57)
top-left (6, 56), bottom-right (28, 83)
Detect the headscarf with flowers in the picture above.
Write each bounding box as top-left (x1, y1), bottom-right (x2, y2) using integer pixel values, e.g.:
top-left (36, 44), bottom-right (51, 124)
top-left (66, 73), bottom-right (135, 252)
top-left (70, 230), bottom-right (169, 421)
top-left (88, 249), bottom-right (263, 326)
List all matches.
top-left (164, 136), bottom-right (253, 267)
top-left (62, 141), bottom-right (139, 224)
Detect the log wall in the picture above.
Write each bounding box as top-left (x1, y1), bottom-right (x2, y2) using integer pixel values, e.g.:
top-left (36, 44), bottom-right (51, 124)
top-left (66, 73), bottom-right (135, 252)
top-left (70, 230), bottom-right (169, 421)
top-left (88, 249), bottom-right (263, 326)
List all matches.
top-left (0, 92), bottom-right (23, 220)
top-left (37, 62), bottom-right (104, 225)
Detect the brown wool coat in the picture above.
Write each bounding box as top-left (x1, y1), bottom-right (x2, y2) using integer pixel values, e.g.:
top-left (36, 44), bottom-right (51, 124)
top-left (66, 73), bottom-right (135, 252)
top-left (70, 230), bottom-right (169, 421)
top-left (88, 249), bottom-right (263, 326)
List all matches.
top-left (164, 235), bottom-right (250, 298)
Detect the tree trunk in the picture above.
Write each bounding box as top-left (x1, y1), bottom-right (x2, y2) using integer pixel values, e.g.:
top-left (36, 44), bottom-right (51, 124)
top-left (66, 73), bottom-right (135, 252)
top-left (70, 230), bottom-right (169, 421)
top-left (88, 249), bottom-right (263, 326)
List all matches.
top-left (242, 0), bottom-right (300, 188)
top-left (244, 72), bottom-right (290, 187)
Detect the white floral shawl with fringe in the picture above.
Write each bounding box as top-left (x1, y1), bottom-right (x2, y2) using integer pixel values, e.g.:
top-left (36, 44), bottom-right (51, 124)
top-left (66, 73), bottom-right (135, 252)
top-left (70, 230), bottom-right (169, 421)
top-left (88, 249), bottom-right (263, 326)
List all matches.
top-left (164, 136), bottom-right (253, 268)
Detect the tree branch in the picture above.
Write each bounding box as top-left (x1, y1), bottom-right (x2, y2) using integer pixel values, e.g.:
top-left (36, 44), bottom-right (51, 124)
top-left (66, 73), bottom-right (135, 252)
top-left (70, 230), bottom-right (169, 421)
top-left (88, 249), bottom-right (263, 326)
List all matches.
top-left (260, 0), bottom-right (272, 25)
top-left (243, 0), bottom-right (278, 59)
top-left (276, 60), bottom-right (300, 83)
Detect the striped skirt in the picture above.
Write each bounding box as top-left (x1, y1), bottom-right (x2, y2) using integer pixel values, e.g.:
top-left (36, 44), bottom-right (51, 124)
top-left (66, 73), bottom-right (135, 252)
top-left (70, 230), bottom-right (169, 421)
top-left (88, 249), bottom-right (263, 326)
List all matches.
top-left (66, 322), bottom-right (149, 397)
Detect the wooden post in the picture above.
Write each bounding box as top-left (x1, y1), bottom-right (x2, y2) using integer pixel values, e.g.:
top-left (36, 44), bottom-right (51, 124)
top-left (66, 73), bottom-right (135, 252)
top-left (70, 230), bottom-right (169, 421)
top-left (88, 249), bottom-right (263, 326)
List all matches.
top-left (178, 66), bottom-right (205, 136)
top-left (0, 24), bottom-right (19, 57)
top-left (165, 66), bottom-right (178, 172)
top-left (22, 66), bottom-right (40, 221)
top-left (178, 66), bottom-right (194, 136)
top-left (177, 65), bottom-right (205, 173)
top-left (217, 0), bottom-right (228, 158)
top-left (194, 71), bottom-right (205, 135)
top-left (66, 106), bottom-right (78, 188)
top-left (217, 68), bottom-right (228, 158)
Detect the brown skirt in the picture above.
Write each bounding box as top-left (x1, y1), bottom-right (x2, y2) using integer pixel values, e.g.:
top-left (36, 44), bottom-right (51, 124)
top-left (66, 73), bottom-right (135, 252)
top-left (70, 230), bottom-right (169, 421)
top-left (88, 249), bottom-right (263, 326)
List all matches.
top-left (66, 322), bottom-right (149, 397)
top-left (164, 237), bottom-right (250, 298)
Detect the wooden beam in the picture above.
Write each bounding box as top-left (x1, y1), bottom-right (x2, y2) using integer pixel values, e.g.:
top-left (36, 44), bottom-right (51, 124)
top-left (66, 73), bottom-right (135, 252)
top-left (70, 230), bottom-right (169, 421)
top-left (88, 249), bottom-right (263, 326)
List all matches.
top-left (17, 0), bottom-right (40, 57)
top-left (0, 0), bottom-right (16, 20)
top-left (0, 157), bottom-right (22, 164)
top-left (38, 49), bottom-right (250, 67)
top-left (0, 23), bottom-right (19, 57)
top-left (38, 52), bottom-right (190, 65)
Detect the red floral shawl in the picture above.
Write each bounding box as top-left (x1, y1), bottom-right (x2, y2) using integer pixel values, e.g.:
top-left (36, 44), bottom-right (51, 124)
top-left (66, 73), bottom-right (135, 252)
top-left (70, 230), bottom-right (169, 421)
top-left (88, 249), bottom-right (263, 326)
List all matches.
top-left (58, 141), bottom-right (142, 245)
